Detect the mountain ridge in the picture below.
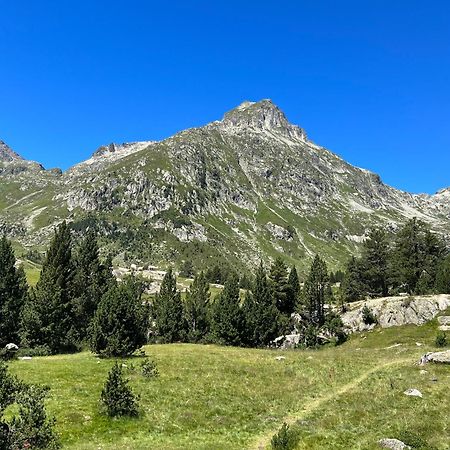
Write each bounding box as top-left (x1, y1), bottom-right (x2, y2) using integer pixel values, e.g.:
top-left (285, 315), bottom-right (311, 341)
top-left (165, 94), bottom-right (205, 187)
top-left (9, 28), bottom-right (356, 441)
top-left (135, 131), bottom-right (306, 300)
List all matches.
top-left (1, 100), bottom-right (448, 272)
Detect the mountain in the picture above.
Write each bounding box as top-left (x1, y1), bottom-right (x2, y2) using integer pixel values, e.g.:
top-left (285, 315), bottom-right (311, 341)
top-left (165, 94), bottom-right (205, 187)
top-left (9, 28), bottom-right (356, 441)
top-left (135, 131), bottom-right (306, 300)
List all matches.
top-left (1, 100), bottom-right (448, 273)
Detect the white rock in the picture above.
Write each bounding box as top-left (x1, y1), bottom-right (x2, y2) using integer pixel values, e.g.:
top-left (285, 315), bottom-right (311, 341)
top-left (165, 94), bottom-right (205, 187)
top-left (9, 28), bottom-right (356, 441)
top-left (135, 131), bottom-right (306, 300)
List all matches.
top-left (5, 343), bottom-right (19, 350)
top-left (275, 356), bottom-right (286, 361)
top-left (379, 438), bottom-right (411, 449)
top-left (18, 356), bottom-right (32, 360)
top-left (403, 388), bottom-right (422, 398)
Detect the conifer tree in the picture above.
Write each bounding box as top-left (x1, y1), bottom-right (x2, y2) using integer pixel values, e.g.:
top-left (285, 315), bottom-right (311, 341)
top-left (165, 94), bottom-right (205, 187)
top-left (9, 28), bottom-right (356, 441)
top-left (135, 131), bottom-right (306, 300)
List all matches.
top-left (183, 271), bottom-right (210, 342)
top-left (435, 254), bottom-right (450, 294)
top-left (21, 222), bottom-right (76, 353)
top-left (90, 276), bottom-right (148, 357)
top-left (360, 227), bottom-right (389, 296)
top-left (269, 257), bottom-right (291, 315)
top-left (72, 229), bottom-right (114, 341)
top-left (286, 265), bottom-right (300, 313)
top-left (243, 262), bottom-right (279, 346)
top-left (153, 268), bottom-right (183, 342)
top-left (393, 218), bottom-right (445, 293)
top-left (302, 255), bottom-right (329, 326)
top-left (341, 256), bottom-right (366, 302)
top-left (0, 237), bottom-right (28, 346)
top-left (211, 273), bottom-right (245, 346)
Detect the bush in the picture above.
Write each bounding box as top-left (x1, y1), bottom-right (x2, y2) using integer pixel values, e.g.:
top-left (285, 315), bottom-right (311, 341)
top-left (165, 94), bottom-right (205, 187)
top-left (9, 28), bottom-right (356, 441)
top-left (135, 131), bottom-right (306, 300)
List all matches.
top-left (271, 422), bottom-right (299, 450)
top-left (8, 385), bottom-right (60, 449)
top-left (101, 362), bottom-right (139, 417)
top-left (397, 430), bottom-right (436, 449)
top-left (361, 305), bottom-right (377, 325)
top-left (141, 359), bottom-right (159, 379)
top-left (16, 346), bottom-right (52, 358)
top-left (435, 331), bottom-right (447, 348)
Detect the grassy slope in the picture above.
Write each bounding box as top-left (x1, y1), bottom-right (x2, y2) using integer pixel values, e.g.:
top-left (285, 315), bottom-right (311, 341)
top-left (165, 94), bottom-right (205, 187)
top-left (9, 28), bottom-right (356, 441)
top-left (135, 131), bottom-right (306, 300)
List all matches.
top-left (9, 315), bottom-right (449, 450)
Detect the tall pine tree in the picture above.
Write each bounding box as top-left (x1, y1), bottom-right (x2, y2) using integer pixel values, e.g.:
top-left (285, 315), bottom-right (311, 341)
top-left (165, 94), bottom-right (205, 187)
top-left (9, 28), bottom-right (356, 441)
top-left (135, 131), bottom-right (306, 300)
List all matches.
top-left (211, 273), bottom-right (245, 346)
top-left (0, 237), bottom-right (28, 346)
top-left (302, 255), bottom-right (329, 326)
top-left (183, 271), bottom-right (210, 342)
top-left (243, 262), bottom-right (279, 347)
top-left (435, 254), bottom-right (450, 294)
top-left (269, 257), bottom-right (291, 315)
top-left (286, 265), bottom-right (300, 314)
top-left (360, 227), bottom-right (389, 297)
top-left (153, 268), bottom-right (183, 342)
top-left (341, 256), bottom-right (366, 302)
top-left (72, 229), bottom-right (114, 341)
top-left (21, 222), bottom-right (77, 353)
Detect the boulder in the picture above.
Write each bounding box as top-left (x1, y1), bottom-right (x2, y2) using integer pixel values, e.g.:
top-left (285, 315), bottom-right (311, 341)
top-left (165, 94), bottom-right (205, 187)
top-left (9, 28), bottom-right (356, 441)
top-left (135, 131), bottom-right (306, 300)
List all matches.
top-left (378, 438), bottom-right (411, 449)
top-left (437, 316), bottom-right (450, 325)
top-left (341, 295), bottom-right (450, 332)
top-left (419, 350), bottom-right (450, 365)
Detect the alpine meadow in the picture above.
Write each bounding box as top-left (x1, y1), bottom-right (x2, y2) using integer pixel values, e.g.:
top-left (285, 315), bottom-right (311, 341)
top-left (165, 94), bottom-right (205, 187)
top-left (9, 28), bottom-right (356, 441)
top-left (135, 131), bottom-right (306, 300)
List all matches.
top-left (1, 2), bottom-right (450, 449)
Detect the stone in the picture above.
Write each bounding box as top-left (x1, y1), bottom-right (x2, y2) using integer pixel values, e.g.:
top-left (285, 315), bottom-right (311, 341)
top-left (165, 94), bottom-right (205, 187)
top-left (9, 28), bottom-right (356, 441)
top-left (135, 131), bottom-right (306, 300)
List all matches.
top-left (5, 343), bottom-right (19, 350)
top-left (378, 438), bottom-right (411, 449)
top-left (437, 316), bottom-right (450, 325)
top-left (403, 388), bottom-right (422, 398)
top-left (420, 350), bottom-right (450, 365)
top-left (275, 356), bottom-right (286, 361)
top-left (18, 356), bottom-right (32, 360)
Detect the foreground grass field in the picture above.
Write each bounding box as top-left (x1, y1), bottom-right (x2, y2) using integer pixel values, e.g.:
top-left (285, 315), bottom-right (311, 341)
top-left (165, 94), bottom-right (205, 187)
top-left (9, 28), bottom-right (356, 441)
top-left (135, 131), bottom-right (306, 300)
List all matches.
top-left (9, 315), bottom-right (449, 450)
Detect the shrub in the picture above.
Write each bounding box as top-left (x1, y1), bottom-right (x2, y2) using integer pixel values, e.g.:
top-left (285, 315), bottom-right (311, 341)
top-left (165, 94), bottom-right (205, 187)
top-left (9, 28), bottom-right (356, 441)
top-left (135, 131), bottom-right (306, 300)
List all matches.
top-left (397, 430), bottom-right (436, 449)
top-left (361, 305), bottom-right (377, 325)
top-left (435, 331), bottom-right (447, 348)
top-left (8, 385), bottom-right (60, 449)
top-left (101, 362), bottom-right (139, 417)
top-left (271, 422), bottom-right (299, 450)
top-left (141, 359), bottom-right (159, 379)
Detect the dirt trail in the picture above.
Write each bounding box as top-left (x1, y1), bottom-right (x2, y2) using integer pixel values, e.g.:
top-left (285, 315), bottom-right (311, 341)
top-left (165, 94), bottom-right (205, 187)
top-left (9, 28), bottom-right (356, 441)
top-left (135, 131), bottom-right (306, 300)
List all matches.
top-left (253, 357), bottom-right (412, 450)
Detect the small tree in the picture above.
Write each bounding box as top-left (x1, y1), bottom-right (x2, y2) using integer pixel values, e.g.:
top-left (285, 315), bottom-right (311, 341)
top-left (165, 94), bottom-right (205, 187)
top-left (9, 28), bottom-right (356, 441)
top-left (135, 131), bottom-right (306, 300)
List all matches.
top-left (271, 422), bottom-right (299, 450)
top-left (90, 277), bottom-right (148, 357)
top-left (361, 305), bottom-right (377, 325)
top-left (435, 331), bottom-right (447, 348)
top-left (101, 362), bottom-right (139, 417)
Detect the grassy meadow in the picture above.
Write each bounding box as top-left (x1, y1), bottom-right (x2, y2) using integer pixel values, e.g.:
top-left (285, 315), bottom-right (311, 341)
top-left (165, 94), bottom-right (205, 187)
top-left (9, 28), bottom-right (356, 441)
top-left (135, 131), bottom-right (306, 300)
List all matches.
top-left (8, 314), bottom-right (449, 450)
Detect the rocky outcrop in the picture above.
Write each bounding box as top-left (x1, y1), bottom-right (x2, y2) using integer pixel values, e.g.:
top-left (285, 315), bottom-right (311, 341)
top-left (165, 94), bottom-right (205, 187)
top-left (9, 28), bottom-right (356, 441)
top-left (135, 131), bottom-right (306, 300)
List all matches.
top-left (341, 295), bottom-right (450, 332)
top-left (419, 350), bottom-right (450, 365)
top-left (379, 438), bottom-right (410, 449)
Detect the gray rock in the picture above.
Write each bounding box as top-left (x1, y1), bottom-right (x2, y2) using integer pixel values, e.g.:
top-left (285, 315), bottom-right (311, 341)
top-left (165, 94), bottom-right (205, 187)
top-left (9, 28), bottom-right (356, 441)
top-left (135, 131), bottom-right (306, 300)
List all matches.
top-left (341, 295), bottom-right (450, 333)
top-left (437, 316), bottom-right (450, 325)
top-left (420, 350), bottom-right (450, 365)
top-left (403, 388), bottom-right (422, 398)
top-left (378, 438), bottom-right (411, 449)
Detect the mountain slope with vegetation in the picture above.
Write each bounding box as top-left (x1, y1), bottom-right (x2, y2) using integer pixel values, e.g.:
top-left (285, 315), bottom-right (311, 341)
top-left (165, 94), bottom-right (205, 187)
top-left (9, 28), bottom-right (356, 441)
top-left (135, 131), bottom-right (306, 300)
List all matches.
top-left (0, 101), bottom-right (449, 273)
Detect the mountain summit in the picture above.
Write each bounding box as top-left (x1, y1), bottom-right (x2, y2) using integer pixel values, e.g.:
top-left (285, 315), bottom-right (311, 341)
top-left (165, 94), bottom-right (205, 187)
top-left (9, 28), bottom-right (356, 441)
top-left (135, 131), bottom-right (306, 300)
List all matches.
top-left (0, 100), bottom-right (448, 272)
top-left (221, 99), bottom-right (307, 140)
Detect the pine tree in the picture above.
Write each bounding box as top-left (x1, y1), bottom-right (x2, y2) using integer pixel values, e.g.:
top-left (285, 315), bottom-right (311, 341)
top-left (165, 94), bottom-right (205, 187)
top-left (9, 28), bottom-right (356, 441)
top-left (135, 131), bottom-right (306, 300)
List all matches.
top-left (183, 271), bottom-right (210, 342)
top-left (211, 273), bottom-right (245, 346)
top-left (269, 257), bottom-right (291, 315)
top-left (100, 362), bottom-right (139, 417)
top-left (341, 256), bottom-right (366, 302)
top-left (21, 222), bottom-right (76, 353)
top-left (90, 276), bottom-right (148, 357)
top-left (153, 268), bottom-right (183, 342)
top-left (302, 255), bottom-right (329, 326)
top-left (286, 265), bottom-right (300, 313)
top-left (243, 262), bottom-right (279, 346)
top-left (393, 218), bottom-right (445, 293)
top-left (360, 227), bottom-right (389, 296)
top-left (435, 254), bottom-right (450, 294)
top-left (72, 229), bottom-right (114, 341)
top-left (0, 237), bottom-right (28, 347)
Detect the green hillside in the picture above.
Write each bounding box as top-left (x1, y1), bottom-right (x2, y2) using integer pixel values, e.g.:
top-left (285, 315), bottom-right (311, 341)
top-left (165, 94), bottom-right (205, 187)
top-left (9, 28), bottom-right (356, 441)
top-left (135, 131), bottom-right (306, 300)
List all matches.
top-left (9, 314), bottom-right (449, 450)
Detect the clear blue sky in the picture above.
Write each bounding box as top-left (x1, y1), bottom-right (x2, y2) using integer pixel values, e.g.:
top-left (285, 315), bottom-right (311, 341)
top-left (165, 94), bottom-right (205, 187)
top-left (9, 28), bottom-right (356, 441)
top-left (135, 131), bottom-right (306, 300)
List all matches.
top-left (1, 1), bottom-right (449, 194)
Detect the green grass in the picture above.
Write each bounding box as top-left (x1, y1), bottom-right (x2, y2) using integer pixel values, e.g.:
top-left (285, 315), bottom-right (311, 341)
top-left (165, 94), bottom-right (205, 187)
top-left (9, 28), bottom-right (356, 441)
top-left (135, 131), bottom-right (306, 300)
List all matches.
top-left (9, 316), bottom-right (450, 449)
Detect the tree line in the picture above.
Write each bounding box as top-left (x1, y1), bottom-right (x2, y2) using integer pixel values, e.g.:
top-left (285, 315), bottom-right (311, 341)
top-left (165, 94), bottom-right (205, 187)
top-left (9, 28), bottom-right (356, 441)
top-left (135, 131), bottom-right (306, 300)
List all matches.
top-left (340, 218), bottom-right (450, 302)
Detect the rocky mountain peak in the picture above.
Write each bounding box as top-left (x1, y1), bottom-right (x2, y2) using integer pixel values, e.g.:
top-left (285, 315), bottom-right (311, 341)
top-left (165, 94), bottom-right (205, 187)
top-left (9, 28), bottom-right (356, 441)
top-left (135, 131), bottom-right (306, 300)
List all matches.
top-left (0, 140), bottom-right (24, 162)
top-left (220, 99), bottom-right (307, 141)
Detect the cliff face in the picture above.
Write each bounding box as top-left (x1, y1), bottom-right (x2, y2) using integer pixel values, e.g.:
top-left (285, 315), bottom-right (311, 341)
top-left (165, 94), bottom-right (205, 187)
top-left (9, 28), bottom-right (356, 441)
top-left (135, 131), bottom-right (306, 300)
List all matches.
top-left (0, 100), bottom-right (448, 271)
